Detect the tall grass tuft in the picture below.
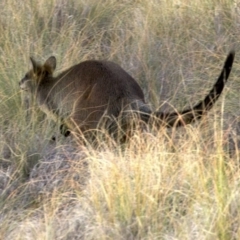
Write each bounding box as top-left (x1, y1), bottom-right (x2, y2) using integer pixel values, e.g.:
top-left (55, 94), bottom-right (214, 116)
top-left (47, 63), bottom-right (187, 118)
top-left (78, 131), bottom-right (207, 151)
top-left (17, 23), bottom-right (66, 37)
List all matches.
top-left (0, 0), bottom-right (240, 239)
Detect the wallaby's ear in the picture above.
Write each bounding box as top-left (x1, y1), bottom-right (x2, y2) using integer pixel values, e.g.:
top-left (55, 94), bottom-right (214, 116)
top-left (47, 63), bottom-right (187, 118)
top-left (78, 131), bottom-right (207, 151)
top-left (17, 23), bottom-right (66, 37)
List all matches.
top-left (44, 56), bottom-right (57, 73)
top-left (30, 57), bottom-right (41, 74)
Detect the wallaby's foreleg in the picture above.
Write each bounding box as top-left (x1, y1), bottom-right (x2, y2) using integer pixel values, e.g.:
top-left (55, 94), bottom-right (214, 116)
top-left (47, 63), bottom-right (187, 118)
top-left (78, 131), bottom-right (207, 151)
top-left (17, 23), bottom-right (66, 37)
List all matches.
top-left (60, 123), bottom-right (71, 137)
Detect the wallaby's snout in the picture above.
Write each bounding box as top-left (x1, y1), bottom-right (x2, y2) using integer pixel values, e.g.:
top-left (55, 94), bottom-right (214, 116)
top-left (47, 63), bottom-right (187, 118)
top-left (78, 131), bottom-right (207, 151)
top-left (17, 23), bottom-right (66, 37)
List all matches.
top-left (19, 72), bottom-right (33, 92)
top-left (19, 76), bottom-right (28, 91)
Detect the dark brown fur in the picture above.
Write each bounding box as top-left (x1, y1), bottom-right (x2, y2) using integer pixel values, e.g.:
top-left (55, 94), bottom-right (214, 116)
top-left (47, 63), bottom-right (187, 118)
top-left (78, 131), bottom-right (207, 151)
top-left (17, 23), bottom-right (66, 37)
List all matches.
top-left (19, 52), bottom-right (235, 141)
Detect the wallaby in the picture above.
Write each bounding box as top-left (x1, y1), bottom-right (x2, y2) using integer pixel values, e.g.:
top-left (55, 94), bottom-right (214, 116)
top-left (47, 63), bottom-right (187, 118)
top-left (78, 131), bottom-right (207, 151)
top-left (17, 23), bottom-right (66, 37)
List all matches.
top-left (19, 51), bottom-right (235, 142)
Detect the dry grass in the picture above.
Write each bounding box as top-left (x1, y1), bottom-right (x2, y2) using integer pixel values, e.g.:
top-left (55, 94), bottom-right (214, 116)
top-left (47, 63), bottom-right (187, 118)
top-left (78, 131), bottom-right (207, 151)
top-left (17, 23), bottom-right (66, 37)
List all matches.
top-left (1, 0), bottom-right (240, 239)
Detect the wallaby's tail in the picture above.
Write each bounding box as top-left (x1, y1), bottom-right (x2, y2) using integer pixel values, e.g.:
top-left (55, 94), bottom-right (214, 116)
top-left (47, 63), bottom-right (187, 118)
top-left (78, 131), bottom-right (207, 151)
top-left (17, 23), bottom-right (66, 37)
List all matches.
top-left (148, 51), bottom-right (235, 127)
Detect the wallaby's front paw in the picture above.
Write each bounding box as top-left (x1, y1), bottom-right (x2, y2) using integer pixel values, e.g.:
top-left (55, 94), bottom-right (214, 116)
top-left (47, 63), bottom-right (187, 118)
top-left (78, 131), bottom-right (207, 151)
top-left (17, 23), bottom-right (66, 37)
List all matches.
top-left (60, 124), bottom-right (71, 137)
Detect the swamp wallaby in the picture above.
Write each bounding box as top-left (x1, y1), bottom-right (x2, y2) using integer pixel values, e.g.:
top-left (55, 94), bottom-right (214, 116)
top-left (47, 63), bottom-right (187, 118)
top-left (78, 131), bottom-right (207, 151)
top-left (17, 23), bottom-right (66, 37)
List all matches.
top-left (20, 51), bottom-right (235, 142)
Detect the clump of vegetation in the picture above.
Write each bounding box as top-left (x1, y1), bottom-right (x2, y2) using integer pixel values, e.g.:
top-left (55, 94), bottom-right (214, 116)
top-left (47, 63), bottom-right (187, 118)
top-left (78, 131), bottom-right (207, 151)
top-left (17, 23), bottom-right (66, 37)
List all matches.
top-left (0, 0), bottom-right (240, 239)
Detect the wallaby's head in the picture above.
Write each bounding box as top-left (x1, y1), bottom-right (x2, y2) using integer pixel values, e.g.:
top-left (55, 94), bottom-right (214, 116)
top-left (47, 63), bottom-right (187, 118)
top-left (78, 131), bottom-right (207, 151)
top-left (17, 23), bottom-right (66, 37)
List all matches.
top-left (19, 56), bottom-right (57, 93)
